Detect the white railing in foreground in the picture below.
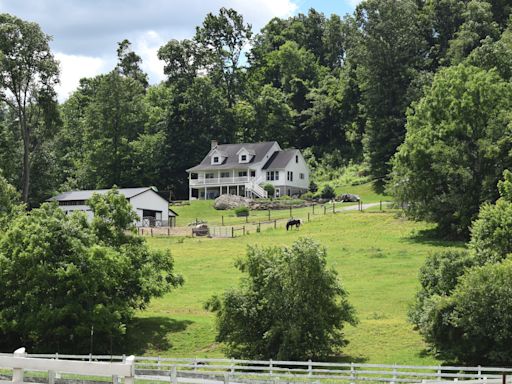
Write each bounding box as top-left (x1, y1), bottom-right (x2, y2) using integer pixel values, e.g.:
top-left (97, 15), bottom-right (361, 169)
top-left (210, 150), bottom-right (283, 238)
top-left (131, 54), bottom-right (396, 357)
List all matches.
top-left (11, 354), bottom-right (512, 384)
top-left (0, 348), bottom-right (135, 384)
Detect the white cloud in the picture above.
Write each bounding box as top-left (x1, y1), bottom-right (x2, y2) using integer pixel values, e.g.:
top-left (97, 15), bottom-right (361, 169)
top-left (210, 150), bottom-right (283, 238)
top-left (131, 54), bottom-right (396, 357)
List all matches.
top-left (3, 0), bottom-right (299, 100)
top-left (55, 53), bottom-right (108, 102)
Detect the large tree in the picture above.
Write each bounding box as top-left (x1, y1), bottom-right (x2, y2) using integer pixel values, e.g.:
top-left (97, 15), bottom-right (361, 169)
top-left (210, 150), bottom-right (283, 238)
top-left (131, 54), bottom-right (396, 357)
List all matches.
top-left (390, 64), bottom-right (512, 238)
top-left (0, 13), bottom-right (59, 203)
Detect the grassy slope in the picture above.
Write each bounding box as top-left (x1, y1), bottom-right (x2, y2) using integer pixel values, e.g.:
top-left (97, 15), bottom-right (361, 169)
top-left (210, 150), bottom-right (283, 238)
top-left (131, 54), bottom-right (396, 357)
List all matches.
top-left (136, 190), bottom-right (462, 364)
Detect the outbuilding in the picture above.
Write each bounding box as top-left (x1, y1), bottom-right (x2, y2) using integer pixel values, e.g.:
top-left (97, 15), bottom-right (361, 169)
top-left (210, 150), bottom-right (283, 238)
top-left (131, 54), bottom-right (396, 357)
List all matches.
top-left (50, 187), bottom-right (177, 227)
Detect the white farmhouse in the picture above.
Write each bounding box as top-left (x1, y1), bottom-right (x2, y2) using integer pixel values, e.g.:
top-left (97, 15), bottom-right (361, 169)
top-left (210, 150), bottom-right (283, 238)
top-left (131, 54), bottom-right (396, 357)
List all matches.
top-left (50, 187), bottom-right (177, 227)
top-left (187, 141), bottom-right (310, 199)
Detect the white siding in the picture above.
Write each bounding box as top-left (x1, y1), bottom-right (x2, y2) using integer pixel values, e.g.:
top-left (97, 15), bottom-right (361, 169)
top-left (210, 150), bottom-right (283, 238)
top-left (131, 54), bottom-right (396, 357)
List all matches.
top-left (129, 190), bottom-right (169, 222)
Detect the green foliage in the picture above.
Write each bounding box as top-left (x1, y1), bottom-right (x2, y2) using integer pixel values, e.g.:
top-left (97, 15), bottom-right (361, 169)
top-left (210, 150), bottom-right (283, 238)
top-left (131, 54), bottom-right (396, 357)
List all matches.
top-left (309, 180), bottom-right (318, 193)
top-left (0, 191), bottom-right (183, 353)
top-left (263, 183), bottom-right (275, 197)
top-left (321, 184), bottom-right (336, 199)
top-left (390, 64), bottom-right (512, 238)
top-left (0, 174), bottom-right (23, 231)
top-left (207, 238), bottom-right (357, 360)
top-left (234, 206), bottom-right (249, 217)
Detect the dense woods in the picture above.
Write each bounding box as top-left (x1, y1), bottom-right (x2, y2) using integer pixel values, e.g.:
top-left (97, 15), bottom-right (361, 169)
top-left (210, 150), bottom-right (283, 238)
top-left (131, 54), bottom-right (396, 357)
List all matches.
top-left (1, 0), bottom-right (511, 228)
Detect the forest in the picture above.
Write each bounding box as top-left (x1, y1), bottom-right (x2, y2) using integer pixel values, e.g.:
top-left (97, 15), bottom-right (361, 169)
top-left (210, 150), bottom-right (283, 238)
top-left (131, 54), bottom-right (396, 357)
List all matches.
top-left (1, 0), bottom-right (512, 238)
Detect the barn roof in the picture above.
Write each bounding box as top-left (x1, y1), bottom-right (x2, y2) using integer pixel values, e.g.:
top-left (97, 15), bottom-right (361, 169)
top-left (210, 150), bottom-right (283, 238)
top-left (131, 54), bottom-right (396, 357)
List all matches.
top-left (49, 187), bottom-right (156, 202)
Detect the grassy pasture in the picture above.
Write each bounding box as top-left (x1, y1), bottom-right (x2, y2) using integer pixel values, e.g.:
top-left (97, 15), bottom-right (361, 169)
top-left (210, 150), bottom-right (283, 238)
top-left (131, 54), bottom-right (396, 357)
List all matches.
top-left (134, 189), bottom-right (462, 364)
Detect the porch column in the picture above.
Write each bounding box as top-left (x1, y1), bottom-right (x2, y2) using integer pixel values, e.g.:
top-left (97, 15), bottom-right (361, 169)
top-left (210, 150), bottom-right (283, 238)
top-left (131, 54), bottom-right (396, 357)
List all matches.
top-left (204, 186), bottom-right (207, 200)
top-left (189, 187), bottom-right (192, 200)
top-left (237, 185), bottom-right (239, 196)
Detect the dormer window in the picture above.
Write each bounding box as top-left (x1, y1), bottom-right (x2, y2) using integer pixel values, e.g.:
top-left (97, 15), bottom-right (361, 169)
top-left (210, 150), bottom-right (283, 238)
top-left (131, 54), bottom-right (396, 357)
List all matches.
top-left (213, 156), bottom-right (219, 163)
top-left (210, 149), bottom-right (226, 165)
top-left (237, 147), bottom-right (254, 163)
top-left (241, 155), bottom-right (247, 162)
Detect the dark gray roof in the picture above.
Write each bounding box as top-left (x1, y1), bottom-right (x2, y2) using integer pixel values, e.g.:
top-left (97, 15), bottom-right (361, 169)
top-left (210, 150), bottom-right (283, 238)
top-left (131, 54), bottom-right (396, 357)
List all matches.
top-left (262, 149), bottom-right (298, 170)
top-left (50, 187), bottom-right (156, 202)
top-left (187, 142), bottom-right (277, 172)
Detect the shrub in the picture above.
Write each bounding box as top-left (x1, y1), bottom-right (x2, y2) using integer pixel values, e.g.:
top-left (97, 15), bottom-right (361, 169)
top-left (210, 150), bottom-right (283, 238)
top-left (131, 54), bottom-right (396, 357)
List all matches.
top-left (321, 184), bottom-right (336, 199)
top-left (234, 206), bottom-right (249, 217)
top-left (0, 175), bottom-right (24, 232)
top-left (309, 181), bottom-right (318, 193)
top-left (206, 238), bottom-right (357, 360)
top-left (263, 183), bottom-right (275, 197)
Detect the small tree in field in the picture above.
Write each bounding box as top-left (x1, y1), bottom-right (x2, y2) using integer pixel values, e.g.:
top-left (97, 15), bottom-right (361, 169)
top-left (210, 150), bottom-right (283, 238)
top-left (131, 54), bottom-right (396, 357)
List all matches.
top-left (0, 189), bottom-right (183, 353)
top-left (263, 183), bottom-right (275, 198)
top-left (321, 184), bottom-right (336, 199)
top-left (206, 238), bottom-right (357, 360)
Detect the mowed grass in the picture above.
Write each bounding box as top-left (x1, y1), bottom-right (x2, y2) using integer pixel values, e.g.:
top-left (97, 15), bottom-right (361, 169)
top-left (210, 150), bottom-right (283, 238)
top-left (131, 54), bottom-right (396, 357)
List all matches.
top-left (137, 202), bottom-right (464, 365)
top-left (172, 182), bottom-right (391, 227)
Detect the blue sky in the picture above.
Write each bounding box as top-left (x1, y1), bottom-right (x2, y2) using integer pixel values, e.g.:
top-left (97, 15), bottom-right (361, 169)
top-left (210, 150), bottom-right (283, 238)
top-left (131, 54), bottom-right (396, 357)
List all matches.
top-left (0, 0), bottom-right (358, 100)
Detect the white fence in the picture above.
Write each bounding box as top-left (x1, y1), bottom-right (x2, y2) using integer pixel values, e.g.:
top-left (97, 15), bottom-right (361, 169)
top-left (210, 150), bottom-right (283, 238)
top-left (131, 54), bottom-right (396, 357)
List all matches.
top-left (0, 348), bottom-right (135, 384)
top-left (3, 352), bottom-right (512, 384)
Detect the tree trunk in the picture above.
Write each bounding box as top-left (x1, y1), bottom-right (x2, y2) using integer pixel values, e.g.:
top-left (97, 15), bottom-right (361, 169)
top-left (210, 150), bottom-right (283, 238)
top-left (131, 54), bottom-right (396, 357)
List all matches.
top-left (21, 118), bottom-right (30, 204)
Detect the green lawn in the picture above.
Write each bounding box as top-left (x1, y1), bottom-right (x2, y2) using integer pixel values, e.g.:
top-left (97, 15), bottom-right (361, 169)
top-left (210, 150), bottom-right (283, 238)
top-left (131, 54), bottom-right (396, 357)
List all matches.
top-left (172, 182), bottom-right (391, 227)
top-left (134, 200), bottom-right (463, 365)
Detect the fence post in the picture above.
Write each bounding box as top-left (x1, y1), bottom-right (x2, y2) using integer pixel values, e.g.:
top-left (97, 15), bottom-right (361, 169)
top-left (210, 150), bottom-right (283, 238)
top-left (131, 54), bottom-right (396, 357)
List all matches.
top-left (258, 222), bottom-right (261, 233)
top-left (223, 373), bottom-right (230, 384)
top-left (361, 200), bottom-right (363, 211)
top-left (171, 366), bottom-right (178, 384)
top-left (141, 228), bottom-right (144, 236)
top-left (380, 200), bottom-right (382, 211)
top-left (222, 216), bottom-right (224, 226)
top-left (313, 205), bottom-right (315, 215)
top-left (324, 206), bottom-right (326, 215)
top-left (333, 202), bottom-right (335, 213)
top-left (289, 206), bottom-right (292, 218)
top-left (350, 362), bottom-right (355, 384)
top-left (151, 228), bottom-right (153, 237)
top-left (268, 210), bottom-right (271, 221)
top-left (48, 370), bottom-right (56, 384)
top-left (391, 364), bottom-right (397, 384)
top-left (124, 355), bottom-right (136, 384)
top-left (231, 227), bottom-right (234, 238)
top-left (243, 226), bottom-right (246, 236)
top-left (274, 220), bottom-right (277, 229)
top-left (269, 359), bottom-right (273, 376)
top-left (308, 359), bottom-right (312, 377)
top-left (167, 227), bottom-right (170, 236)
top-left (12, 347), bottom-right (26, 384)
top-left (308, 213), bottom-right (310, 222)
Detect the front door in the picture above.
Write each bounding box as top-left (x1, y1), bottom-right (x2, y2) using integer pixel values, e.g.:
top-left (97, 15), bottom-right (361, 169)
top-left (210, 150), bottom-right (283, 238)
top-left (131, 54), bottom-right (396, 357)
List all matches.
top-left (275, 188), bottom-right (280, 197)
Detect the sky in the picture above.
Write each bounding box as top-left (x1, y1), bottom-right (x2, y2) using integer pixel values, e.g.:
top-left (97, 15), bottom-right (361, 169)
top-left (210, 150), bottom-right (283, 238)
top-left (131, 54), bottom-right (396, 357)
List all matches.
top-left (0, 0), bottom-right (359, 101)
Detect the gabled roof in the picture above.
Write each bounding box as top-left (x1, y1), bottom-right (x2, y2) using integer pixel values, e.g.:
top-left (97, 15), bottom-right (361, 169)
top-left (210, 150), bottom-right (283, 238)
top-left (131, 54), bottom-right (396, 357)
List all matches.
top-left (50, 187), bottom-right (157, 202)
top-left (187, 141), bottom-right (277, 172)
top-left (262, 149), bottom-right (298, 170)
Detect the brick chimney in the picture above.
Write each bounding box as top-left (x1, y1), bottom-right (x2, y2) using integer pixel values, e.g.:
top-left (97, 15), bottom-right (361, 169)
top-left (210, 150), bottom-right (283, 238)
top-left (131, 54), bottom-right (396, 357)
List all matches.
top-left (211, 140), bottom-right (218, 149)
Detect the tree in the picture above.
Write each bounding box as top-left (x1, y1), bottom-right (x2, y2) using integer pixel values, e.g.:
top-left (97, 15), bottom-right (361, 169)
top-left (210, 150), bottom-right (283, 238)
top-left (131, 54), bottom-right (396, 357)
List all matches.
top-left (263, 183), bottom-right (275, 198)
top-left (0, 174), bottom-right (23, 231)
top-left (321, 184), bottom-right (336, 199)
top-left (390, 64), bottom-right (512, 238)
top-left (195, 7), bottom-right (252, 107)
top-left (351, 0), bottom-right (428, 191)
top-left (0, 14), bottom-right (59, 203)
top-left (207, 238), bottom-right (357, 360)
top-left (0, 190), bottom-right (183, 352)
top-left (116, 39), bottom-right (149, 88)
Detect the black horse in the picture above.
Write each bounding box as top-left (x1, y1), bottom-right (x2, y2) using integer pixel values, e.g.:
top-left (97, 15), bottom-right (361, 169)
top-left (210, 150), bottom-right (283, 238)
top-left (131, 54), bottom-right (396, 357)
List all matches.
top-left (286, 219), bottom-right (302, 231)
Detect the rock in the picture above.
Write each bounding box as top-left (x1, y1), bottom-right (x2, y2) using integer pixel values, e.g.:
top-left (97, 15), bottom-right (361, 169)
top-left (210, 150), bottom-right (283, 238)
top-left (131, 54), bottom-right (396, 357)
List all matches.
top-left (337, 193), bottom-right (360, 202)
top-left (214, 194), bottom-right (252, 210)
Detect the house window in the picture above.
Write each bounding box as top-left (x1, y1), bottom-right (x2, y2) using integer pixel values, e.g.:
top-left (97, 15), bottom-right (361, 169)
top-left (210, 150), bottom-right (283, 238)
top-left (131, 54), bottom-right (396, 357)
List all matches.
top-left (300, 173), bottom-right (305, 180)
top-left (205, 173), bottom-right (215, 179)
top-left (220, 172), bottom-right (230, 178)
top-left (238, 171), bottom-right (247, 177)
top-left (296, 155), bottom-right (299, 163)
top-left (267, 171), bottom-right (279, 181)
top-left (241, 154), bottom-right (247, 162)
top-left (213, 156), bottom-right (219, 163)
top-left (287, 171), bottom-right (294, 181)
top-left (250, 170), bottom-right (256, 177)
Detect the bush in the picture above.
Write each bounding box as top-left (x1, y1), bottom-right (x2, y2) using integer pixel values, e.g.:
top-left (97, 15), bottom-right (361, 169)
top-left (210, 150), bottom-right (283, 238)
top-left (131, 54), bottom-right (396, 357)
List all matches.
top-left (206, 238), bottom-right (357, 360)
top-left (301, 191), bottom-right (316, 200)
top-left (263, 183), bottom-right (275, 198)
top-left (234, 206), bottom-right (249, 217)
top-left (0, 175), bottom-right (24, 231)
top-left (321, 184), bottom-right (336, 199)
top-left (309, 181), bottom-right (318, 193)
top-left (0, 189), bottom-right (183, 353)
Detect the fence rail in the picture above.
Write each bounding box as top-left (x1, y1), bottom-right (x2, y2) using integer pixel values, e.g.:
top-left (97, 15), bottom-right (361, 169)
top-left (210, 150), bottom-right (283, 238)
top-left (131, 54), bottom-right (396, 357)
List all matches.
top-left (4, 353), bottom-right (512, 384)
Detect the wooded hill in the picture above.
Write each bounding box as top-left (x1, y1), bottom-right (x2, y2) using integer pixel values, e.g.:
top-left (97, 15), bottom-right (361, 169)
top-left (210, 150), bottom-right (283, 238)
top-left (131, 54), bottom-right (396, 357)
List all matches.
top-left (1, 1), bottom-right (511, 237)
